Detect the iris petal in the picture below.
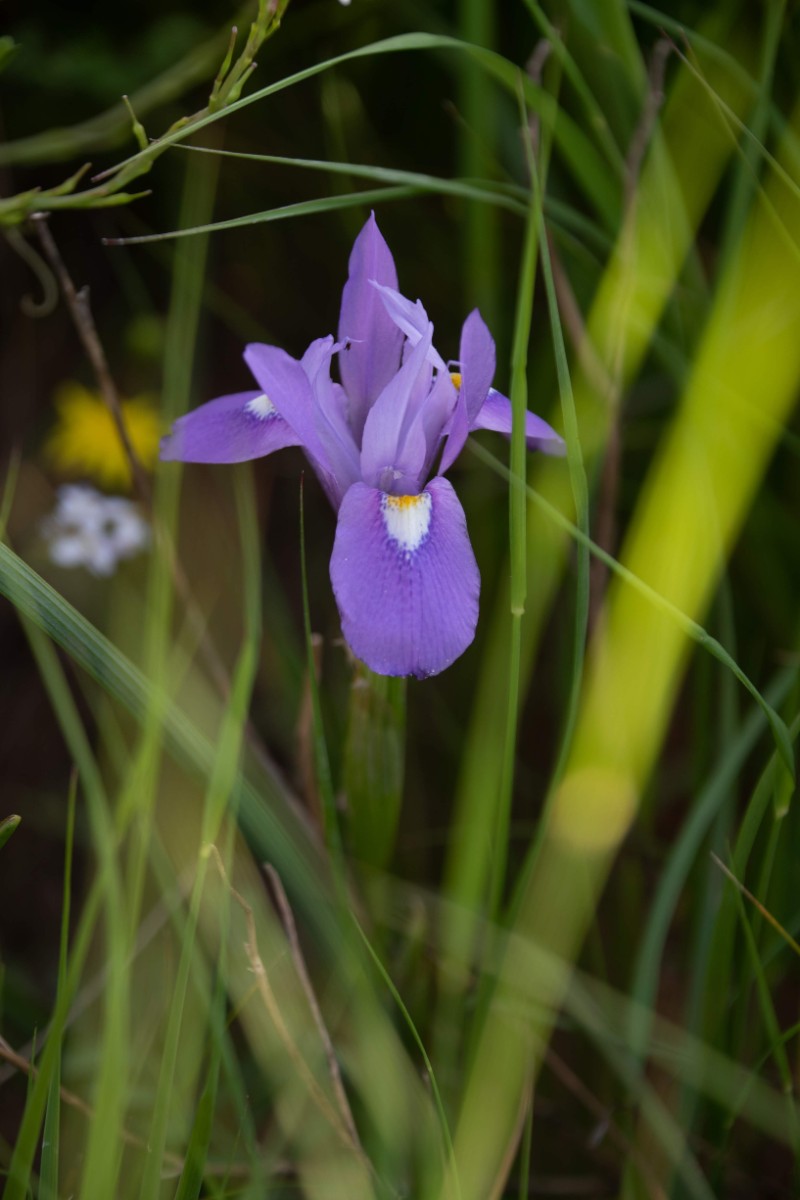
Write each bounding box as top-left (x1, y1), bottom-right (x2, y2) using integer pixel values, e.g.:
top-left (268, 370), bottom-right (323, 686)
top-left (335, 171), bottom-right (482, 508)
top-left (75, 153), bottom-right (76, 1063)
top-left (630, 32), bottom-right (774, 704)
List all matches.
top-left (472, 389), bottom-right (566, 455)
top-left (244, 342), bottom-right (347, 504)
top-left (440, 308), bottom-right (496, 473)
top-left (360, 325), bottom-right (435, 493)
top-left (160, 390), bottom-right (302, 463)
top-left (371, 282), bottom-right (448, 372)
top-left (338, 213), bottom-right (404, 438)
top-left (330, 478), bottom-right (480, 678)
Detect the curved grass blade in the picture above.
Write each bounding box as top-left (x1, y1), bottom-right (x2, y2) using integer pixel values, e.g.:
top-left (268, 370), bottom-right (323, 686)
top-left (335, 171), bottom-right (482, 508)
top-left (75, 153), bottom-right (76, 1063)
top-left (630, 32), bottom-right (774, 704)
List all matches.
top-left (0, 814), bottom-right (21, 851)
top-left (106, 185), bottom-right (420, 245)
top-left (0, 542), bottom-right (329, 925)
top-left (38, 775), bottom-right (77, 1200)
top-left (352, 914), bottom-right (462, 1200)
top-left (97, 33), bottom-right (620, 227)
top-left (628, 668), bottom-right (796, 1064)
top-left (175, 144), bottom-right (529, 214)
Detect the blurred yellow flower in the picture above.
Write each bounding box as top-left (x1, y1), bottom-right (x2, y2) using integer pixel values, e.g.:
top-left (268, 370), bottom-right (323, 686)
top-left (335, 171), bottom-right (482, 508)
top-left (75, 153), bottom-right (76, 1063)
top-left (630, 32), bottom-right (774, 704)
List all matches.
top-left (44, 382), bottom-right (162, 491)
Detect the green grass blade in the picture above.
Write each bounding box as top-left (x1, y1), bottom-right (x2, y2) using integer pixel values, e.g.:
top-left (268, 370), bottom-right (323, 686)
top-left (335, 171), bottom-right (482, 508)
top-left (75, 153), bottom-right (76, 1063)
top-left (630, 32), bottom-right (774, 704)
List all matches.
top-left (725, 868), bottom-right (800, 1154)
top-left (469, 440), bottom-right (795, 781)
top-left (138, 480), bottom-right (261, 1200)
top-left (628, 668), bottom-right (796, 1063)
top-left (175, 144), bottom-right (529, 215)
top-left (352, 915), bottom-right (461, 1200)
top-left (531, 168), bottom-right (590, 793)
top-left (0, 814), bottom-right (21, 852)
top-left (457, 0), bottom-right (500, 329)
top-left (298, 477), bottom-right (339, 860)
top-left (38, 774), bottom-right (76, 1200)
top-left (4, 625), bottom-right (127, 1200)
top-left (98, 33), bottom-right (620, 228)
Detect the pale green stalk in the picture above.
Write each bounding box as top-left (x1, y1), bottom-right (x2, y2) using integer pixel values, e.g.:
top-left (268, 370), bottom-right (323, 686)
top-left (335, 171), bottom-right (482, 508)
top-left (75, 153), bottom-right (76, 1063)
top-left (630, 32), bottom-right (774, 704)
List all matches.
top-left (122, 145), bottom-right (218, 965)
top-left (458, 0), bottom-right (499, 331)
top-left (445, 86), bottom-right (800, 1199)
top-left (440, 33), bottom-right (756, 992)
top-left (138, 472), bottom-right (261, 1199)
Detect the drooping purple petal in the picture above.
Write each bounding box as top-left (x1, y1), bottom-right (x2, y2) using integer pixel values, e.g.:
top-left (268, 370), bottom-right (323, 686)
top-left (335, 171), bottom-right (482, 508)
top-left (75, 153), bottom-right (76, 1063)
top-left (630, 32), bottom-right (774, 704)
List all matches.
top-left (371, 282), bottom-right (447, 372)
top-left (243, 342), bottom-right (344, 503)
top-left (329, 477), bottom-right (480, 678)
top-left (473, 389), bottom-right (566, 455)
top-left (301, 336), bottom-right (361, 501)
top-left (360, 324), bottom-right (435, 494)
top-left (337, 213), bottom-right (404, 438)
top-left (440, 309), bottom-right (496, 474)
top-left (160, 390), bottom-right (302, 463)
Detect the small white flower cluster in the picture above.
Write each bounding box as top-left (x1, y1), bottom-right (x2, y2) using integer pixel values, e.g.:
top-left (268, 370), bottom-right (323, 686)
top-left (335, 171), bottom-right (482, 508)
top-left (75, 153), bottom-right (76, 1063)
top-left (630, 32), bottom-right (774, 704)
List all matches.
top-left (41, 485), bottom-right (150, 576)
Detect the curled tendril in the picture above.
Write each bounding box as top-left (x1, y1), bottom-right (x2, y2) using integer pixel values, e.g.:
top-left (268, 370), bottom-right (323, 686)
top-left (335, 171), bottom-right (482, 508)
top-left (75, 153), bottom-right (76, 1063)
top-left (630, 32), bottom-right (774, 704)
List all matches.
top-left (4, 226), bottom-right (59, 317)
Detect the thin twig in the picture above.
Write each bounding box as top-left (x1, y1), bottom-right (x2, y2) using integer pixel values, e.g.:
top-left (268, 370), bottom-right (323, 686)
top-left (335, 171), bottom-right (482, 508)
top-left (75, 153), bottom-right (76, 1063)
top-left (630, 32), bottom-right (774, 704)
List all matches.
top-left (488, 1074), bottom-right (535, 1200)
top-left (525, 40), bottom-right (553, 160)
top-left (32, 216), bottom-right (315, 837)
top-left (624, 40), bottom-right (672, 213)
top-left (0, 1033), bottom-right (185, 1171)
top-left (209, 847), bottom-right (364, 1155)
top-left (264, 862), bottom-right (362, 1151)
top-left (545, 1048), bottom-right (669, 1200)
top-left (711, 852), bottom-right (800, 959)
top-left (34, 214), bottom-right (153, 502)
top-left (547, 232), bottom-right (613, 402)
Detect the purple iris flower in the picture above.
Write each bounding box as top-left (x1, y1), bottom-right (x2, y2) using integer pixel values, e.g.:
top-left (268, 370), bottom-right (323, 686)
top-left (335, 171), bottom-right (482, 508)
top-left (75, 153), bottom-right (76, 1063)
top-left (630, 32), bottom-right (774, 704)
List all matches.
top-left (161, 214), bottom-right (564, 678)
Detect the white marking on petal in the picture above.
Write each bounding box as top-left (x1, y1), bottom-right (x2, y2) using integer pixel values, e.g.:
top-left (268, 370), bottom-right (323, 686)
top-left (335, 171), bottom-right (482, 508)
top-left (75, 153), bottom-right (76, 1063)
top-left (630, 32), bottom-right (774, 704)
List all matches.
top-left (245, 393), bottom-right (276, 420)
top-left (381, 492), bottom-right (432, 554)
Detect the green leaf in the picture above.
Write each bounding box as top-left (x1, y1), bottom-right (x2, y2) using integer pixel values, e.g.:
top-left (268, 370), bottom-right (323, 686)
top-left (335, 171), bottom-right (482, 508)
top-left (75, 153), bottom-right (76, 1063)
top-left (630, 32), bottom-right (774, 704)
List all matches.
top-left (0, 814), bottom-right (20, 851)
top-left (0, 37), bottom-right (18, 74)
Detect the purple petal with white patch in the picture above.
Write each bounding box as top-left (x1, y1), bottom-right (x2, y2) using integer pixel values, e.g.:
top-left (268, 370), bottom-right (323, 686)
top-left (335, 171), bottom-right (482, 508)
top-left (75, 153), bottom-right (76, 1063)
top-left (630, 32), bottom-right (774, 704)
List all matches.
top-left (243, 341), bottom-right (346, 503)
top-left (337, 213), bottom-right (404, 439)
top-left (440, 308), bottom-right (496, 474)
top-left (329, 477), bottom-right (480, 678)
top-left (160, 390), bottom-right (302, 463)
top-left (472, 389), bottom-right (566, 455)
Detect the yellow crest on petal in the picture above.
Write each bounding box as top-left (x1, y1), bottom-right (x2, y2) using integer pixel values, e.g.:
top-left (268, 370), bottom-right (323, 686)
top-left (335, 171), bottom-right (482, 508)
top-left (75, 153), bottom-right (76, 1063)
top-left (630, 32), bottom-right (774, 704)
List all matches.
top-left (382, 492), bottom-right (432, 552)
top-left (44, 382), bottom-right (162, 491)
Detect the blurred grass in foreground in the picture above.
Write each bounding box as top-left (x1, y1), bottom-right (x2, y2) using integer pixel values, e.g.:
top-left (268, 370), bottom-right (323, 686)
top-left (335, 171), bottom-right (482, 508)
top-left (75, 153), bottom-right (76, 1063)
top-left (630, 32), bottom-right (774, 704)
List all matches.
top-left (1, 1), bottom-right (799, 1198)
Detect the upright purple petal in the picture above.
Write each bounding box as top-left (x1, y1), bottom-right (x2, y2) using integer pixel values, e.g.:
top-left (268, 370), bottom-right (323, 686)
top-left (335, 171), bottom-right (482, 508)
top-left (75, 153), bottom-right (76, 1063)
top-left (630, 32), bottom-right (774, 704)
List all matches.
top-left (360, 325), bottom-right (435, 493)
top-left (416, 371), bottom-right (458, 479)
top-left (473, 389), bottom-right (566, 455)
top-left (330, 477), bottom-right (480, 678)
top-left (440, 309), bottom-right (496, 474)
top-left (337, 213), bottom-right (404, 438)
top-left (160, 390), bottom-right (302, 463)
